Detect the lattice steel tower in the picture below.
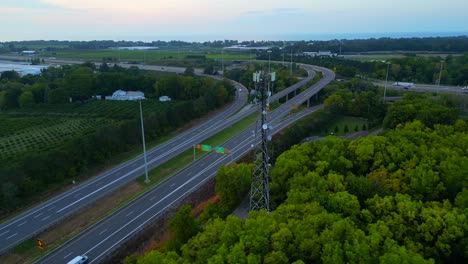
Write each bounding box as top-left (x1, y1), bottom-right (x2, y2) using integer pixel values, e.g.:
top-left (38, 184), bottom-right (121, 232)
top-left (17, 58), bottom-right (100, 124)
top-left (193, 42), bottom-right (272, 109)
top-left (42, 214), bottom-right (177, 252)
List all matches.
top-left (249, 70), bottom-right (275, 212)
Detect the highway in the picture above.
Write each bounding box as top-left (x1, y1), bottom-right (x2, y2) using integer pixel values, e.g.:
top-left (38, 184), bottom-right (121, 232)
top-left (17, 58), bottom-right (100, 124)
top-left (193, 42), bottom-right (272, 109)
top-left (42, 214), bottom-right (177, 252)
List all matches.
top-left (0, 59), bottom-right (316, 253)
top-left (373, 81), bottom-right (468, 95)
top-left (36, 65), bottom-right (334, 264)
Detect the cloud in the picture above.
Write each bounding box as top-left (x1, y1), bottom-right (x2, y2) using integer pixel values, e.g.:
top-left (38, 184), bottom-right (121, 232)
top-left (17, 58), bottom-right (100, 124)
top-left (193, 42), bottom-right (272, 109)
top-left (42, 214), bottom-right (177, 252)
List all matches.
top-left (0, 0), bottom-right (467, 41)
top-left (1, 0), bottom-right (63, 10)
top-left (243, 8), bottom-right (305, 17)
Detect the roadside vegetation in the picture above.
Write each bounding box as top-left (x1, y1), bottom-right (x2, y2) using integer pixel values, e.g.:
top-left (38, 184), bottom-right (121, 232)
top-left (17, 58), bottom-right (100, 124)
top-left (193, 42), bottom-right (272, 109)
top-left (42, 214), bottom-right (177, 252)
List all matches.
top-left (132, 78), bottom-right (468, 264)
top-left (0, 63), bottom-right (236, 217)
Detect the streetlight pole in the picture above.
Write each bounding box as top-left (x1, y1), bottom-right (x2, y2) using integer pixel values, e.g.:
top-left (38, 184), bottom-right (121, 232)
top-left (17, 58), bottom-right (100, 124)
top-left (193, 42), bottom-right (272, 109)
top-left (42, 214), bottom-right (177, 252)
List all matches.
top-left (267, 50), bottom-right (272, 74)
top-left (384, 62), bottom-right (391, 102)
top-left (437, 60), bottom-right (444, 94)
top-left (339, 40), bottom-right (342, 57)
top-left (221, 49), bottom-right (224, 76)
top-left (290, 50), bottom-right (293, 76)
top-left (139, 99), bottom-right (150, 184)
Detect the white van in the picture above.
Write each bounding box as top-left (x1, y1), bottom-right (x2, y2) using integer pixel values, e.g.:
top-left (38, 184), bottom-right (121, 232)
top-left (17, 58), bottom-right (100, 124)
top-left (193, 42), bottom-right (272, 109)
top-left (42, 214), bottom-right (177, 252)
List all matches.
top-left (67, 255), bottom-right (89, 264)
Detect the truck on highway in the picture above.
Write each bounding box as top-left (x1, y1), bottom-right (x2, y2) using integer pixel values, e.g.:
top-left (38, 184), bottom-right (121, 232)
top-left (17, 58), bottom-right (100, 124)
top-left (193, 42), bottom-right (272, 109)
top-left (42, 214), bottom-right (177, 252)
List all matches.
top-left (67, 255), bottom-right (89, 264)
top-left (392, 82), bottom-right (415, 88)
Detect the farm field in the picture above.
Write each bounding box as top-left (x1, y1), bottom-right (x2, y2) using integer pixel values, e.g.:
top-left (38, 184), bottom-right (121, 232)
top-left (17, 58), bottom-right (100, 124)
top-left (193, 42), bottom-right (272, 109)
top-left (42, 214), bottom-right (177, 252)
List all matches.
top-left (0, 100), bottom-right (178, 162)
top-left (39, 49), bottom-right (252, 61)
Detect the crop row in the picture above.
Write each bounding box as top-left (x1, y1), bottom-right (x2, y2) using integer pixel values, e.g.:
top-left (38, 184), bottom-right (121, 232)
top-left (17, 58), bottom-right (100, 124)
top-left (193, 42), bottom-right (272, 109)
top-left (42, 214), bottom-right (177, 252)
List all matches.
top-left (0, 117), bottom-right (115, 161)
top-left (6, 100), bottom-right (178, 120)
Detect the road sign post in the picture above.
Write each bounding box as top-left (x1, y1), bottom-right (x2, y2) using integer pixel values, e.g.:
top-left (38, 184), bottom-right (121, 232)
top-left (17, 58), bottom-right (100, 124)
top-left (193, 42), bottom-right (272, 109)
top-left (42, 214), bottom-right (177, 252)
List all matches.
top-left (37, 239), bottom-right (43, 250)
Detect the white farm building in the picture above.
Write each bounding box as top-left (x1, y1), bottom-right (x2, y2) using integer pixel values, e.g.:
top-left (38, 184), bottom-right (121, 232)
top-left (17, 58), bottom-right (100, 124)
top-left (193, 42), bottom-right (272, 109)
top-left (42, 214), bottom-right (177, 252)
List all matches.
top-left (106, 90), bottom-right (145, 101)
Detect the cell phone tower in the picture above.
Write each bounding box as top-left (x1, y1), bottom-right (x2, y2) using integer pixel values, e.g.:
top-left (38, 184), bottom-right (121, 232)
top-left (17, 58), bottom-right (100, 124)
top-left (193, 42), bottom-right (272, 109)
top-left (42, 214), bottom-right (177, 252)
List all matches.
top-left (249, 70), bottom-right (275, 212)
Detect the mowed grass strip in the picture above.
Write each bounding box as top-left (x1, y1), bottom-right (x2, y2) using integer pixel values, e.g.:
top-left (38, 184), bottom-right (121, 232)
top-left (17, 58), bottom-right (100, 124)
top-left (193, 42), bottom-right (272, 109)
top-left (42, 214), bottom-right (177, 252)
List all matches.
top-left (322, 115), bottom-right (369, 136)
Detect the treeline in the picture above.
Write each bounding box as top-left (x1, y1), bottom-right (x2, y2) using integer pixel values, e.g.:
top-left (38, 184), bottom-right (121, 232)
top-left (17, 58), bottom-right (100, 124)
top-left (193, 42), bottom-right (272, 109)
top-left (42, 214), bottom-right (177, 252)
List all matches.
top-left (0, 63), bottom-right (235, 110)
top-left (294, 53), bottom-right (468, 86)
top-left (384, 93), bottom-right (460, 128)
top-left (3, 36), bottom-right (468, 53)
top-left (135, 120), bottom-right (468, 263)
top-left (288, 36), bottom-right (468, 53)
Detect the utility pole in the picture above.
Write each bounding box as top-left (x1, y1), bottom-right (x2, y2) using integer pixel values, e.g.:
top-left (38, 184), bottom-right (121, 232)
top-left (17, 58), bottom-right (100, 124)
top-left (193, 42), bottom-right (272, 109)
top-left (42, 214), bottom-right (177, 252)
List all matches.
top-left (193, 144), bottom-right (196, 162)
top-left (290, 50), bottom-right (293, 76)
top-left (384, 62), bottom-right (391, 102)
top-left (221, 49), bottom-right (224, 76)
top-left (339, 40), bottom-right (342, 56)
top-left (437, 60), bottom-right (444, 94)
top-left (250, 70), bottom-right (274, 212)
top-left (267, 50), bottom-right (272, 74)
top-left (139, 100), bottom-right (150, 184)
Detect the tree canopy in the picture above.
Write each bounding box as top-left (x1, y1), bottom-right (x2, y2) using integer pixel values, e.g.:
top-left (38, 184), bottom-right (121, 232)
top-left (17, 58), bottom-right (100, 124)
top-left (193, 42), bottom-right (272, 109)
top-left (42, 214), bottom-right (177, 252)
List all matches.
top-left (135, 121), bottom-right (468, 264)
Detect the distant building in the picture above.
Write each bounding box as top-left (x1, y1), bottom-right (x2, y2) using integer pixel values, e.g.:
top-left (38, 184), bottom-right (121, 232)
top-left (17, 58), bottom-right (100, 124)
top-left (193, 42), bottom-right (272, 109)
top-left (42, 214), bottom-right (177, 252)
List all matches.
top-left (223, 45), bottom-right (271, 51)
top-left (21, 50), bottom-right (37, 55)
top-left (106, 90), bottom-right (145, 101)
top-left (303, 51), bottom-right (337, 58)
top-left (159, 96), bottom-right (172, 102)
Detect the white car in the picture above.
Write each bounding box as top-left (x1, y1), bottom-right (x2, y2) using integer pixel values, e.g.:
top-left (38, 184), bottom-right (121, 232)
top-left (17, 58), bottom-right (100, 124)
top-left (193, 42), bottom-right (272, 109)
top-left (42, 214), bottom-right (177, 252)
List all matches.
top-left (462, 86), bottom-right (468, 90)
top-left (67, 255), bottom-right (88, 264)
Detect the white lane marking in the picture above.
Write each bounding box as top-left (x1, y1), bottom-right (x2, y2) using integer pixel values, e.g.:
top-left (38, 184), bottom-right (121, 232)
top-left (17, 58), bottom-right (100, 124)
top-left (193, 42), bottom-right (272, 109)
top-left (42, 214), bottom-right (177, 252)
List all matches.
top-left (74, 193), bottom-right (82, 198)
top-left (56, 165), bottom-right (145, 213)
top-left (17, 221), bottom-right (27, 227)
top-left (170, 183), bottom-right (176, 187)
top-left (125, 211), bottom-right (134, 217)
top-left (149, 196), bottom-right (157, 201)
top-left (41, 216), bottom-right (51, 221)
top-left (64, 252), bottom-right (74, 259)
top-left (6, 233), bottom-right (17, 240)
top-left (95, 181), bottom-right (104, 187)
top-left (47, 206), bottom-right (56, 211)
top-left (0, 230), bottom-right (10, 237)
top-left (33, 212), bottom-right (43, 218)
top-left (99, 229), bottom-right (108, 236)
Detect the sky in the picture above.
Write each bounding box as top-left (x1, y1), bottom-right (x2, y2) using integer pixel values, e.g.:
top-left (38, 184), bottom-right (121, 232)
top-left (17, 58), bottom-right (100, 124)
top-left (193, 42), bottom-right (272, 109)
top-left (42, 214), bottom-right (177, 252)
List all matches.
top-left (1, 0), bottom-right (468, 41)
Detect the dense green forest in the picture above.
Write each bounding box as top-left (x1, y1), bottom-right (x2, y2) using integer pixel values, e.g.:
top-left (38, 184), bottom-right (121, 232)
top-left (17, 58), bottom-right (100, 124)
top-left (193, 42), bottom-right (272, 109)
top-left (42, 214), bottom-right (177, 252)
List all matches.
top-left (130, 78), bottom-right (467, 263)
top-left (0, 64), bottom-right (236, 215)
top-left (289, 36), bottom-right (468, 53)
top-left (291, 53), bottom-right (468, 86)
top-left (134, 120), bottom-right (468, 264)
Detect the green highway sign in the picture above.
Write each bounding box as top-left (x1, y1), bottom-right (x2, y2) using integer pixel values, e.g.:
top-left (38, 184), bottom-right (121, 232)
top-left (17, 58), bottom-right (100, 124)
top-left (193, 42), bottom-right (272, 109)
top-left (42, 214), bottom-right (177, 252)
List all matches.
top-left (201, 144), bottom-right (212, 152)
top-left (215, 146), bottom-right (225, 154)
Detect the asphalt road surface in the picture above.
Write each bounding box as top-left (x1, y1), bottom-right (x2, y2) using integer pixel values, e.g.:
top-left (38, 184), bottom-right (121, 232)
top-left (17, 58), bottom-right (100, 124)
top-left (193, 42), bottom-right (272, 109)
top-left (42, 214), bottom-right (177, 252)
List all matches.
top-left (0, 58), bottom-right (316, 253)
top-left (36, 65), bottom-right (334, 264)
top-left (373, 81), bottom-right (468, 95)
